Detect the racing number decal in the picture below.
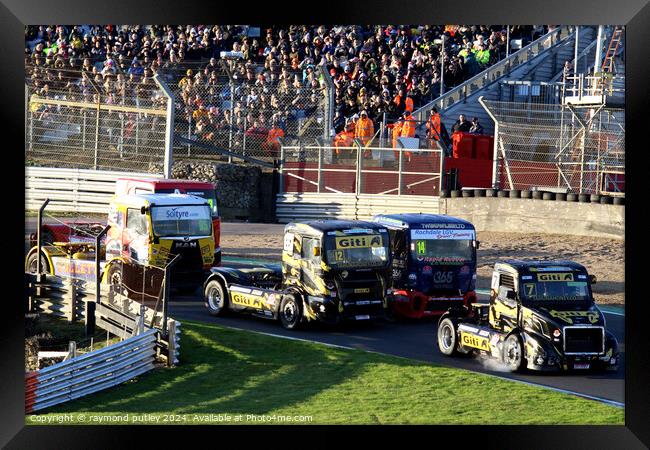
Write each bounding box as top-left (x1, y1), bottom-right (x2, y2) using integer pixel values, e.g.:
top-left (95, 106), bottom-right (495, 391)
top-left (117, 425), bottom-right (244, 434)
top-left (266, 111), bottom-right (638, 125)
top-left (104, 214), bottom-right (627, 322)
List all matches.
top-left (416, 241), bottom-right (426, 255)
top-left (433, 271), bottom-right (453, 284)
top-left (334, 250), bottom-right (344, 261)
top-left (524, 283), bottom-right (537, 297)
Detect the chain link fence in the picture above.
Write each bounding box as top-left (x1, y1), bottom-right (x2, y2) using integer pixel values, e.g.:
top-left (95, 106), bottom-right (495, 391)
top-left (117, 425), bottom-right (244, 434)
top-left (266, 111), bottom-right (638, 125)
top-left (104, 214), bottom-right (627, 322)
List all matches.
top-left (482, 99), bottom-right (624, 195)
top-left (25, 65), bottom-right (170, 173)
top-left (157, 59), bottom-right (332, 165)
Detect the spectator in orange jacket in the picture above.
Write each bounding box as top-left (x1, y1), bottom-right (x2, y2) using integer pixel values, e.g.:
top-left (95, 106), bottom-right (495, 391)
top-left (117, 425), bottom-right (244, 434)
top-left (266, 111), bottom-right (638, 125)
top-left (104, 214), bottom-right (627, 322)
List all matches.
top-left (264, 120), bottom-right (285, 157)
top-left (334, 120), bottom-right (356, 157)
top-left (355, 110), bottom-right (374, 156)
top-left (426, 106), bottom-right (442, 141)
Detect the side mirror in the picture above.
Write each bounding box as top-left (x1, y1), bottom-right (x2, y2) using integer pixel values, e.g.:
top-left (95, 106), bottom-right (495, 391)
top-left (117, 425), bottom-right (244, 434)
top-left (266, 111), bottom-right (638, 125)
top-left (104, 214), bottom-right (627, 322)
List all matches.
top-left (140, 206), bottom-right (147, 215)
top-left (475, 240), bottom-right (480, 250)
top-left (589, 274), bottom-right (597, 284)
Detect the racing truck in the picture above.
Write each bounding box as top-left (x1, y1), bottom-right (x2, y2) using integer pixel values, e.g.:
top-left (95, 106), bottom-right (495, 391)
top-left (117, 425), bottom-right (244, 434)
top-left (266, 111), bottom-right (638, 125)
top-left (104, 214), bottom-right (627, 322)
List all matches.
top-left (373, 214), bottom-right (478, 319)
top-left (26, 193), bottom-right (215, 295)
top-left (30, 177), bottom-right (222, 266)
top-left (436, 260), bottom-right (619, 372)
top-left (203, 220), bottom-right (392, 329)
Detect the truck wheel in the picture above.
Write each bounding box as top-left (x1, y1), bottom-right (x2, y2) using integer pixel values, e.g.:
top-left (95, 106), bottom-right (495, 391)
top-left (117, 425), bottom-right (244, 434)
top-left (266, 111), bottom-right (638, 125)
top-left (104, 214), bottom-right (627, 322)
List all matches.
top-left (204, 279), bottom-right (228, 316)
top-left (107, 263), bottom-right (125, 296)
top-left (279, 294), bottom-right (303, 330)
top-left (437, 317), bottom-right (459, 356)
top-left (502, 334), bottom-right (526, 372)
top-left (26, 252), bottom-right (50, 274)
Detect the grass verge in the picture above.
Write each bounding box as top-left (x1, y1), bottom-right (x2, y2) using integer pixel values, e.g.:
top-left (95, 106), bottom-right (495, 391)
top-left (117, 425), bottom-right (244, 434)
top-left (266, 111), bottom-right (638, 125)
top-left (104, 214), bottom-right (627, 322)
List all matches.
top-left (28, 319), bottom-right (624, 425)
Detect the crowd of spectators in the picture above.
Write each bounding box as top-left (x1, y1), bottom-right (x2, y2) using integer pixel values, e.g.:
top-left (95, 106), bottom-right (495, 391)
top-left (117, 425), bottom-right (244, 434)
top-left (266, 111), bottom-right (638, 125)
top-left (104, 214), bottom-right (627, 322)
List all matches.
top-left (25, 24), bottom-right (548, 157)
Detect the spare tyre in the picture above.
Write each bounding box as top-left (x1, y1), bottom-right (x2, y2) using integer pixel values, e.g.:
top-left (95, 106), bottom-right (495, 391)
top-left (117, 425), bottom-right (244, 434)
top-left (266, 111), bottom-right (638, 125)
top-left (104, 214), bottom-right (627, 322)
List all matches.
top-left (600, 196), bottom-right (612, 204)
top-left (462, 190), bottom-right (474, 197)
top-left (450, 190), bottom-right (461, 198)
top-left (497, 190), bottom-right (509, 198)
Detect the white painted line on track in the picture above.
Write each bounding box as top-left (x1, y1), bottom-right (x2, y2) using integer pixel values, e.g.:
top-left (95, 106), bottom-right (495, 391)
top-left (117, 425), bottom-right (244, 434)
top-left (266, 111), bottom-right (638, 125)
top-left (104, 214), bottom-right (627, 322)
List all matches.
top-left (212, 323), bottom-right (355, 351)
top-left (479, 373), bottom-right (625, 408)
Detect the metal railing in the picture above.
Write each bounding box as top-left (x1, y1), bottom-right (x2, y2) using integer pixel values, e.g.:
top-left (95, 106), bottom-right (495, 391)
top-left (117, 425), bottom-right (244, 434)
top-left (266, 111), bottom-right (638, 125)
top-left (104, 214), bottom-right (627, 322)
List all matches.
top-left (279, 141), bottom-right (445, 197)
top-left (25, 66), bottom-right (172, 173)
top-left (25, 328), bottom-right (157, 413)
top-left (413, 25), bottom-right (575, 122)
top-left (25, 166), bottom-right (163, 213)
top-left (480, 98), bottom-right (624, 195)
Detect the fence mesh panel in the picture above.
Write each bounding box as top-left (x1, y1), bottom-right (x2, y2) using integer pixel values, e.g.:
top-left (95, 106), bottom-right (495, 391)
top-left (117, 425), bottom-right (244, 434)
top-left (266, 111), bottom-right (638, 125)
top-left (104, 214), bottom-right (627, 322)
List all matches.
top-left (25, 66), bottom-right (169, 172)
top-left (158, 60), bottom-right (331, 165)
top-left (280, 142), bottom-right (443, 196)
top-left (483, 100), bottom-right (624, 194)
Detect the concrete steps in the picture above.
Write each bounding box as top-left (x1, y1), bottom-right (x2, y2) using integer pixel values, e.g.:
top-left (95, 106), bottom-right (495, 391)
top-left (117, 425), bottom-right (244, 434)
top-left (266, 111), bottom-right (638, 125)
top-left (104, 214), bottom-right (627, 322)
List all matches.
top-left (422, 27), bottom-right (597, 137)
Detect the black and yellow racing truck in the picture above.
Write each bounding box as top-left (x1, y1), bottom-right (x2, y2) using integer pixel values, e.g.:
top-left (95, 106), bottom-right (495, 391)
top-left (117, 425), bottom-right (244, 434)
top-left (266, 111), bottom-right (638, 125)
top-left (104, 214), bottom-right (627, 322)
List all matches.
top-left (202, 220), bottom-right (392, 329)
top-left (436, 260), bottom-right (619, 372)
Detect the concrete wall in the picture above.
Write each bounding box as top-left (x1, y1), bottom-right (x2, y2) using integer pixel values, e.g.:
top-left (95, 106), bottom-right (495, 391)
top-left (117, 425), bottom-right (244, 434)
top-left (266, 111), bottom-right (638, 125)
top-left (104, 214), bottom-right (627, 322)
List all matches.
top-left (439, 197), bottom-right (624, 240)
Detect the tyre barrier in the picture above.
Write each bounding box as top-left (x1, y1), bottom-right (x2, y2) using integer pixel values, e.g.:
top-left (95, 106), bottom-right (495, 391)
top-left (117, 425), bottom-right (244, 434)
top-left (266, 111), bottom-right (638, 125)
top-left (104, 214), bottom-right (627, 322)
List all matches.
top-left (450, 190), bottom-right (461, 198)
top-left (542, 192), bottom-right (556, 201)
top-left (613, 197), bottom-right (625, 205)
top-left (590, 194), bottom-right (601, 203)
top-left (579, 194), bottom-right (590, 203)
top-left (532, 191), bottom-right (543, 200)
top-left (462, 190), bottom-right (474, 198)
top-left (600, 196), bottom-right (612, 204)
top-left (474, 189), bottom-right (486, 197)
top-left (497, 190), bottom-right (509, 198)
top-left (509, 189), bottom-right (521, 198)
top-left (486, 189), bottom-right (497, 197)
top-left (440, 189), bottom-right (449, 198)
top-left (567, 193), bottom-right (578, 202)
top-left (556, 193), bottom-right (567, 201)
top-left (520, 190), bottom-right (532, 199)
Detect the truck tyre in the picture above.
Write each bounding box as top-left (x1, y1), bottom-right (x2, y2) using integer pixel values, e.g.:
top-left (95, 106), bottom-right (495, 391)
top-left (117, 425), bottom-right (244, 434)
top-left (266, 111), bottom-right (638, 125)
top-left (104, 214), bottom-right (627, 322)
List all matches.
top-left (502, 334), bottom-right (526, 372)
top-left (107, 263), bottom-right (126, 296)
top-left (204, 279), bottom-right (228, 316)
top-left (279, 294), bottom-right (303, 330)
top-left (437, 317), bottom-right (459, 356)
top-left (26, 252), bottom-right (50, 274)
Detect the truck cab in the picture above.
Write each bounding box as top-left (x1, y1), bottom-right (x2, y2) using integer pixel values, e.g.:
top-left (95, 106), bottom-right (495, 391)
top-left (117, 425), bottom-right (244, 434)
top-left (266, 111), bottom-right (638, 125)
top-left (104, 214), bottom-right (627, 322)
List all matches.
top-left (115, 177), bottom-right (221, 265)
top-left (437, 260), bottom-right (619, 372)
top-left (373, 214), bottom-right (478, 318)
top-left (203, 220), bottom-right (392, 329)
top-left (27, 193), bottom-right (215, 297)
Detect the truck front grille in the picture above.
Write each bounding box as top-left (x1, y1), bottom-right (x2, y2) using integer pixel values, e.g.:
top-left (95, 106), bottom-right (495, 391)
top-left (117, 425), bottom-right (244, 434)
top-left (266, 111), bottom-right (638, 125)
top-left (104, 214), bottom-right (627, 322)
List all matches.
top-left (563, 326), bottom-right (604, 354)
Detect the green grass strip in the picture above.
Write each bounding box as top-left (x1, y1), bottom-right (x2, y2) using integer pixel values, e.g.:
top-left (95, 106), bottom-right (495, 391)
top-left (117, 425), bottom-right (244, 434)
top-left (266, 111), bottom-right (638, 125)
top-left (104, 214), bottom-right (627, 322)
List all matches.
top-left (28, 319), bottom-right (624, 425)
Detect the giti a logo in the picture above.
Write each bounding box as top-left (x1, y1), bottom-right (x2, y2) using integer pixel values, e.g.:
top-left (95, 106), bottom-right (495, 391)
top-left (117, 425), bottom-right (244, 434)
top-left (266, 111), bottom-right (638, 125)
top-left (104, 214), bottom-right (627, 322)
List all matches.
top-left (537, 273), bottom-right (574, 282)
top-left (335, 235), bottom-right (382, 249)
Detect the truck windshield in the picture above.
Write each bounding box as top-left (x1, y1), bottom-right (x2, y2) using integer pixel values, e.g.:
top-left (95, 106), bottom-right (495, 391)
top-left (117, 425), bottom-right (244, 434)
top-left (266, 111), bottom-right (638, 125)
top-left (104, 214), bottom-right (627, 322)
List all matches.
top-left (325, 233), bottom-right (388, 269)
top-left (151, 205), bottom-right (212, 238)
top-left (157, 188), bottom-right (218, 218)
top-left (520, 273), bottom-right (591, 302)
top-left (409, 228), bottom-right (475, 264)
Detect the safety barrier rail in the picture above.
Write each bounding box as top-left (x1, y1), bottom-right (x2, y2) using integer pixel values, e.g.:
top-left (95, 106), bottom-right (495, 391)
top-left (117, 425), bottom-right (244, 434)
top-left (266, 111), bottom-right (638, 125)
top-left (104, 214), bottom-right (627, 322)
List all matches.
top-left (276, 192), bottom-right (440, 222)
top-left (25, 328), bottom-right (157, 413)
top-left (25, 166), bottom-right (163, 213)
